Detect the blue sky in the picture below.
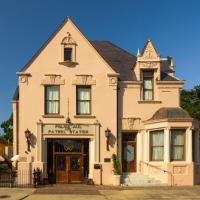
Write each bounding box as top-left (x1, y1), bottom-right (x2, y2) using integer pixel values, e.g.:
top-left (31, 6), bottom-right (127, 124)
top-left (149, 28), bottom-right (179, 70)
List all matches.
top-left (0, 0), bottom-right (200, 125)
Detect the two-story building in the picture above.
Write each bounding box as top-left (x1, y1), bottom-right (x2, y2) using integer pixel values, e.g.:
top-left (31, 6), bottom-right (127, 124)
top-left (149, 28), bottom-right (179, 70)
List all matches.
top-left (12, 18), bottom-right (200, 186)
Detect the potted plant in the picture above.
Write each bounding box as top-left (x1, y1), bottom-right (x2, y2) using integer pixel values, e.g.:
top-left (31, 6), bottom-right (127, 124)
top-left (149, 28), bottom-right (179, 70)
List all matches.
top-left (111, 154), bottom-right (121, 186)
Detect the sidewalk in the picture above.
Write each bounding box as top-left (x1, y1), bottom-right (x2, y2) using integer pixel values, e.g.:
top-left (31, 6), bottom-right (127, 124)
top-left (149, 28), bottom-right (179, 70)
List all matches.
top-left (2, 185), bottom-right (200, 200)
top-left (0, 188), bottom-right (35, 200)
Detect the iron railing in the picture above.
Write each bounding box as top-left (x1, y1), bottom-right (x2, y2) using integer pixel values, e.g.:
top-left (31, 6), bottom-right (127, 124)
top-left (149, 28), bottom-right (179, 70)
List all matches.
top-left (0, 169), bottom-right (41, 188)
top-left (139, 160), bottom-right (173, 186)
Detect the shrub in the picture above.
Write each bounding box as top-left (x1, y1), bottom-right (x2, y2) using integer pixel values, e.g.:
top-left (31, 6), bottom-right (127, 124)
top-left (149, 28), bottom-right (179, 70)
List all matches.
top-left (111, 154), bottom-right (120, 175)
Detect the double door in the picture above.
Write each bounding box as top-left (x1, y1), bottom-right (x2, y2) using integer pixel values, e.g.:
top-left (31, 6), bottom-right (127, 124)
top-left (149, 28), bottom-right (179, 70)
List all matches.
top-left (56, 154), bottom-right (83, 183)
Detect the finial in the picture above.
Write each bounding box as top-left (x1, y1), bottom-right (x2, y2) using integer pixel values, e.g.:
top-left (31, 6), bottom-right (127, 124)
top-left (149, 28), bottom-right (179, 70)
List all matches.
top-left (137, 48), bottom-right (141, 56)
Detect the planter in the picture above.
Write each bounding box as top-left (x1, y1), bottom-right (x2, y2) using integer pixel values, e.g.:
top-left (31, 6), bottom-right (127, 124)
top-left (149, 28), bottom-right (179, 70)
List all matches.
top-left (112, 174), bottom-right (121, 186)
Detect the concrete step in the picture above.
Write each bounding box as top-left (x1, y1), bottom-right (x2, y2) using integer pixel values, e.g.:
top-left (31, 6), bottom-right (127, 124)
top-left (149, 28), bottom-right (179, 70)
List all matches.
top-left (121, 173), bottom-right (167, 187)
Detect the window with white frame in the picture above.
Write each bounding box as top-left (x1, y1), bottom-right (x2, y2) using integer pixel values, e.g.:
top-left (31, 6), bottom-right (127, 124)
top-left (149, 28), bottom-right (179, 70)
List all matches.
top-left (171, 129), bottom-right (185, 161)
top-left (76, 86), bottom-right (91, 115)
top-left (150, 130), bottom-right (164, 161)
top-left (142, 70), bottom-right (154, 100)
top-left (45, 85), bottom-right (60, 114)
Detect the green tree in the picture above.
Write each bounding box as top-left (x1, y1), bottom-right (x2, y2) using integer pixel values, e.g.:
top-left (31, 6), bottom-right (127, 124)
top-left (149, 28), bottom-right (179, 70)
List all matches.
top-left (181, 85), bottom-right (200, 120)
top-left (0, 114), bottom-right (13, 144)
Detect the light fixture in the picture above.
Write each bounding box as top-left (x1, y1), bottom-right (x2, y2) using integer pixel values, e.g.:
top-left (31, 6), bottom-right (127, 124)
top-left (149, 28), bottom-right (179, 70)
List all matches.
top-left (105, 128), bottom-right (111, 151)
top-left (25, 129), bottom-right (31, 152)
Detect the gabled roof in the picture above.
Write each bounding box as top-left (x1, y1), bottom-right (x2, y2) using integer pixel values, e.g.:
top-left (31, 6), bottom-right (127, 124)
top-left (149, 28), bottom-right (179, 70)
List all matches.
top-left (17, 18), bottom-right (181, 82)
top-left (20, 18), bottom-right (69, 72)
top-left (141, 40), bottom-right (159, 57)
top-left (161, 72), bottom-right (179, 81)
top-left (12, 86), bottom-right (19, 101)
top-left (91, 41), bottom-right (136, 81)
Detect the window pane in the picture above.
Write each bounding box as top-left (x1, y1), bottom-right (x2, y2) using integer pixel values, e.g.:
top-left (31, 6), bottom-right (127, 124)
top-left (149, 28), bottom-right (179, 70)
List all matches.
top-left (152, 147), bottom-right (164, 161)
top-left (171, 130), bottom-right (184, 145)
top-left (46, 101), bottom-right (59, 114)
top-left (77, 101), bottom-right (90, 114)
top-left (46, 86), bottom-right (59, 100)
top-left (77, 87), bottom-right (90, 100)
top-left (171, 130), bottom-right (185, 160)
top-left (144, 91), bottom-right (152, 100)
top-left (151, 131), bottom-right (164, 146)
top-left (45, 86), bottom-right (59, 114)
top-left (143, 71), bottom-right (153, 78)
top-left (144, 79), bottom-right (152, 89)
top-left (172, 146), bottom-right (184, 160)
top-left (151, 130), bottom-right (164, 161)
top-left (64, 48), bottom-right (72, 61)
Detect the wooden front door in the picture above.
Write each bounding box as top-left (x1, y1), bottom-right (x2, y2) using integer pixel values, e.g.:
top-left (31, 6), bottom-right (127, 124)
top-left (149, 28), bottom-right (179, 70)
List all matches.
top-left (56, 154), bottom-right (83, 183)
top-left (56, 155), bottom-right (69, 183)
top-left (122, 133), bottom-right (137, 172)
top-left (70, 155), bottom-right (83, 183)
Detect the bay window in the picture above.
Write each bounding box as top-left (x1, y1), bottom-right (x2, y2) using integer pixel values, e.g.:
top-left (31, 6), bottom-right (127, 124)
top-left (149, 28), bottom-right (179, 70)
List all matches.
top-left (171, 129), bottom-right (185, 161)
top-left (76, 86), bottom-right (91, 115)
top-left (45, 85), bottom-right (60, 114)
top-left (150, 130), bottom-right (164, 161)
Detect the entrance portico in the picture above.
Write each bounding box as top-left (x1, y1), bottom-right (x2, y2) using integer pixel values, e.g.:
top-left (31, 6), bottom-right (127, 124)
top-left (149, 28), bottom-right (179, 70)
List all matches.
top-left (35, 122), bottom-right (100, 183)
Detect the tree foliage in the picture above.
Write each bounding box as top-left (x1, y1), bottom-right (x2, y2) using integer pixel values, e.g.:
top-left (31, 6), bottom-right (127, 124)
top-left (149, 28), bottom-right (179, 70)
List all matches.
top-left (0, 114), bottom-right (13, 144)
top-left (181, 85), bottom-right (200, 120)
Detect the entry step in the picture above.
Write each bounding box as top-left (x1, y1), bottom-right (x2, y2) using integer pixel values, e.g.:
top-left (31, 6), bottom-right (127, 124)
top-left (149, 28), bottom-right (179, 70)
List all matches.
top-left (121, 173), bottom-right (168, 186)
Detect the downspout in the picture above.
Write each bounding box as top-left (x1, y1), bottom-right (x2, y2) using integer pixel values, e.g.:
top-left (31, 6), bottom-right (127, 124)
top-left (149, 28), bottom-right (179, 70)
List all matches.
top-left (16, 101), bottom-right (19, 155)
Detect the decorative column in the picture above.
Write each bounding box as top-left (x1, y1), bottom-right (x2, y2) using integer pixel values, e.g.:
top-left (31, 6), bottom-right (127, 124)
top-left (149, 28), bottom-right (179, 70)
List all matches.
top-left (89, 138), bottom-right (95, 179)
top-left (37, 122), bottom-right (43, 162)
top-left (137, 131), bottom-right (142, 165)
top-left (94, 122), bottom-right (100, 163)
top-left (187, 127), bottom-right (193, 162)
top-left (164, 128), bottom-right (170, 163)
top-left (144, 131), bottom-right (149, 162)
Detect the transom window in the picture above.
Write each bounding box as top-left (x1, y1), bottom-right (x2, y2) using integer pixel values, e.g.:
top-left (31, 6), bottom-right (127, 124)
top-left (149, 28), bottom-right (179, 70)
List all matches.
top-left (45, 85), bottom-right (60, 114)
top-left (171, 129), bottom-right (185, 161)
top-left (150, 130), bottom-right (164, 161)
top-left (143, 70), bottom-right (154, 100)
top-left (64, 48), bottom-right (72, 61)
top-left (76, 86), bottom-right (91, 115)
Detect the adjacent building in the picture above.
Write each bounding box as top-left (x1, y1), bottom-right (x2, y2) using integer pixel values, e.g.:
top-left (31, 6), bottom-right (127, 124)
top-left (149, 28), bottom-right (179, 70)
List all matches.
top-left (12, 18), bottom-right (200, 186)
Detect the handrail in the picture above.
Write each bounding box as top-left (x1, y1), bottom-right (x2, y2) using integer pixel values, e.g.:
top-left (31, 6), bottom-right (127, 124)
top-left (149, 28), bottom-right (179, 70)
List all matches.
top-left (139, 160), bottom-right (173, 186)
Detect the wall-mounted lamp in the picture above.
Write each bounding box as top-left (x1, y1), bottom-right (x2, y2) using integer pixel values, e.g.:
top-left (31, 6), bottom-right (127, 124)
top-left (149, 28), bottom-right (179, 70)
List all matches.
top-left (25, 129), bottom-right (31, 152)
top-left (105, 128), bottom-right (111, 151)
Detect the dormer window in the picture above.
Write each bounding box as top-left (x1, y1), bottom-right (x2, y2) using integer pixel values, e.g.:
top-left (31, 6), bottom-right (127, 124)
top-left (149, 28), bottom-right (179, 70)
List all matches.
top-left (64, 48), bottom-right (72, 61)
top-left (142, 70), bottom-right (154, 100)
top-left (59, 32), bottom-right (78, 67)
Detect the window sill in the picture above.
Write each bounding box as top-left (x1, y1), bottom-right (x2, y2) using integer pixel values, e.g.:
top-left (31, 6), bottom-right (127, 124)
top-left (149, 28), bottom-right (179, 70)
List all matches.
top-left (138, 100), bottom-right (162, 104)
top-left (74, 115), bottom-right (96, 119)
top-left (58, 61), bottom-right (78, 67)
top-left (42, 115), bottom-right (64, 118)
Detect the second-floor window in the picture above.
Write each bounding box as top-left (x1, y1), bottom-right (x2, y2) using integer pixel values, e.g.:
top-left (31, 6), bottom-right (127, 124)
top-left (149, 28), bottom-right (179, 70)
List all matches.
top-left (45, 85), bottom-right (60, 114)
top-left (150, 130), bottom-right (164, 161)
top-left (171, 129), bottom-right (185, 161)
top-left (76, 86), bottom-right (91, 115)
top-left (64, 47), bottom-right (72, 61)
top-left (143, 70), bottom-right (154, 100)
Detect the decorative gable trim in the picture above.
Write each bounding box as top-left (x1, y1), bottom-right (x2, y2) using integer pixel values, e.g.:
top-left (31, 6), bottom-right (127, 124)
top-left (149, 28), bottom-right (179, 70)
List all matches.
top-left (139, 40), bottom-right (160, 61)
top-left (72, 75), bottom-right (96, 85)
top-left (41, 74), bottom-right (65, 85)
top-left (19, 18), bottom-right (117, 75)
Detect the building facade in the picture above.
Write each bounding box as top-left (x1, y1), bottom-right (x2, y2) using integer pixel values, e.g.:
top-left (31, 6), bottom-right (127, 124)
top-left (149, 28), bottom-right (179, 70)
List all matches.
top-left (12, 18), bottom-right (200, 186)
